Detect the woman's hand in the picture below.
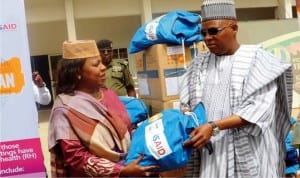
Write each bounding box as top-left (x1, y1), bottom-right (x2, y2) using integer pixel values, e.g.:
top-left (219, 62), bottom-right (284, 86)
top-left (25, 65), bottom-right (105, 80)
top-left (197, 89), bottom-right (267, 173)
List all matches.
top-left (120, 154), bottom-right (159, 177)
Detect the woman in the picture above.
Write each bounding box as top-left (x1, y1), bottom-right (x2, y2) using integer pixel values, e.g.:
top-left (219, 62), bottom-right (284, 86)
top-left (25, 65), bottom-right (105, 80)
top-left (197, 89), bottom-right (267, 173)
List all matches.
top-left (48, 40), bottom-right (157, 177)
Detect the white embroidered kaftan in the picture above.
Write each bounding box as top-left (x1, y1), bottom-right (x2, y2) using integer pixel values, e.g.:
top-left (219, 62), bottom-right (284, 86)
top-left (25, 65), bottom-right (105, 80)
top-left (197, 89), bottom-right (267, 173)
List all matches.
top-left (180, 45), bottom-right (293, 178)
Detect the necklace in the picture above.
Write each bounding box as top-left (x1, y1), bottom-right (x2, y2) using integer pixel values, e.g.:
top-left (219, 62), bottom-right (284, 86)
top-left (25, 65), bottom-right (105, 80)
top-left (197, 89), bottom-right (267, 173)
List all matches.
top-left (92, 90), bottom-right (103, 100)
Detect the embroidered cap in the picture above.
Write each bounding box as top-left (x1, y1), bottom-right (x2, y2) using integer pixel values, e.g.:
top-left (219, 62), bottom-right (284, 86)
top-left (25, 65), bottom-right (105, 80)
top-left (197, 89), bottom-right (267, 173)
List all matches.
top-left (201, 0), bottom-right (237, 22)
top-left (63, 40), bottom-right (100, 59)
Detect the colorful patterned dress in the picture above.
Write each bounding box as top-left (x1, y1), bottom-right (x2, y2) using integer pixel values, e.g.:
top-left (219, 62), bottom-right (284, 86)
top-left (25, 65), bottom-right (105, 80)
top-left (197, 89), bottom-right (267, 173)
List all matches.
top-left (48, 89), bottom-right (131, 177)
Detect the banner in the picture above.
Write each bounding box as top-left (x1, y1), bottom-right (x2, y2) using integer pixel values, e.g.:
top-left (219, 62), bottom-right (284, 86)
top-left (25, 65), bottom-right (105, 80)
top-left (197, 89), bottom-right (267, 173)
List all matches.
top-left (261, 31), bottom-right (300, 116)
top-left (296, 0), bottom-right (300, 29)
top-left (0, 0), bottom-right (46, 177)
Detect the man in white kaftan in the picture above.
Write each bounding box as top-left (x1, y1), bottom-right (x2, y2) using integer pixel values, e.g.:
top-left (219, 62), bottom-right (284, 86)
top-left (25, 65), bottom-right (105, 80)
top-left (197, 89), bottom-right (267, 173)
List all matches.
top-left (180, 0), bottom-right (293, 177)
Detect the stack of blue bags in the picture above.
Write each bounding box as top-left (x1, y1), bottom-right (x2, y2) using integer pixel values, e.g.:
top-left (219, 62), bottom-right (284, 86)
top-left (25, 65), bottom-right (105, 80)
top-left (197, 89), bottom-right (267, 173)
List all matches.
top-left (122, 10), bottom-right (207, 172)
top-left (120, 96), bottom-right (208, 172)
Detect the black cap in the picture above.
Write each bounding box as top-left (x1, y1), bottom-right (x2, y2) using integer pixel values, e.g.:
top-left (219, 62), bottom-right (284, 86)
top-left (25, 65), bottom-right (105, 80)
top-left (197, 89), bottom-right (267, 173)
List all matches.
top-left (97, 39), bottom-right (113, 49)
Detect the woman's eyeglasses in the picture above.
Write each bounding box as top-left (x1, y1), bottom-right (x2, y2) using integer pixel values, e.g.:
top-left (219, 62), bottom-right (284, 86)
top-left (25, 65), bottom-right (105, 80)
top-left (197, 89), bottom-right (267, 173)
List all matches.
top-left (201, 24), bottom-right (233, 37)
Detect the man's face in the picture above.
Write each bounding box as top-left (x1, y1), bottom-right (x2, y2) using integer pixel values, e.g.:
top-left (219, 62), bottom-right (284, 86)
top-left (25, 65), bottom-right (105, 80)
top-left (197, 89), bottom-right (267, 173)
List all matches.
top-left (201, 19), bottom-right (237, 56)
top-left (99, 47), bottom-right (113, 66)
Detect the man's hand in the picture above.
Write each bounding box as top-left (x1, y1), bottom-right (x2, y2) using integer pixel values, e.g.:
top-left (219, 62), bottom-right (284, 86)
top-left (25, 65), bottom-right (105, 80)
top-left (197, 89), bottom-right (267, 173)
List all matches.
top-left (183, 123), bottom-right (213, 149)
top-left (32, 71), bottom-right (44, 87)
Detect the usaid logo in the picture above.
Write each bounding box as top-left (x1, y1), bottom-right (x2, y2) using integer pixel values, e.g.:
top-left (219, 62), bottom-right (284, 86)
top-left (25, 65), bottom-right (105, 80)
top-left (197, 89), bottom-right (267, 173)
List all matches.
top-left (152, 134), bottom-right (168, 156)
top-left (145, 119), bottom-right (172, 159)
top-left (0, 23), bottom-right (17, 31)
top-left (145, 15), bottom-right (164, 41)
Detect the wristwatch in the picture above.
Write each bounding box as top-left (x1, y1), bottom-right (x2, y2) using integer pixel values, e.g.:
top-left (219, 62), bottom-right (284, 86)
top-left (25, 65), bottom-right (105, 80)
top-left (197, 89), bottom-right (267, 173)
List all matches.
top-left (208, 121), bottom-right (220, 136)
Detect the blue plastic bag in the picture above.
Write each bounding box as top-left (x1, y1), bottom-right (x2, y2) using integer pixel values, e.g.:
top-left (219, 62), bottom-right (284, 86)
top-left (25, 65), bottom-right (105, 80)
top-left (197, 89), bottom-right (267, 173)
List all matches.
top-left (129, 10), bottom-right (203, 54)
top-left (285, 117), bottom-right (299, 175)
top-left (119, 96), bottom-right (149, 125)
top-left (124, 103), bottom-right (207, 172)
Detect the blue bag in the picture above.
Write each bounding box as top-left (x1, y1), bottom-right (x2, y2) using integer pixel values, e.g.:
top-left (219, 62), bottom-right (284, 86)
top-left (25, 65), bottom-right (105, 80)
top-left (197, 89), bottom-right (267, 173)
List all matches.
top-left (129, 10), bottom-right (203, 54)
top-left (119, 96), bottom-right (149, 125)
top-left (285, 117), bottom-right (299, 175)
top-left (124, 103), bottom-right (208, 172)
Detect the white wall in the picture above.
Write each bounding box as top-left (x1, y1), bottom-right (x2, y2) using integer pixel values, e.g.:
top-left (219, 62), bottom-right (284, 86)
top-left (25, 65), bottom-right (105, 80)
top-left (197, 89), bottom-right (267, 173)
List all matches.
top-left (25, 0), bottom-right (299, 75)
top-left (75, 16), bottom-right (141, 48)
top-left (24, 0), bottom-right (291, 23)
top-left (27, 21), bottom-right (68, 55)
top-left (238, 19), bottom-right (299, 44)
top-left (27, 17), bottom-right (299, 56)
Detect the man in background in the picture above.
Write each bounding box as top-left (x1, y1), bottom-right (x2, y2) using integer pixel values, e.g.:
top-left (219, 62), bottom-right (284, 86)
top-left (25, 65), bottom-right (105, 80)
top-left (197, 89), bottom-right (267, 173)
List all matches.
top-left (32, 70), bottom-right (51, 177)
top-left (97, 39), bottom-right (136, 97)
top-left (32, 71), bottom-right (51, 105)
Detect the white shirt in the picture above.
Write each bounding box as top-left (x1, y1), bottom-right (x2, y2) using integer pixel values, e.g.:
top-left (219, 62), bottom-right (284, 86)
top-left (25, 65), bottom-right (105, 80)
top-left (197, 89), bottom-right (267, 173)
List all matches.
top-left (33, 81), bottom-right (51, 105)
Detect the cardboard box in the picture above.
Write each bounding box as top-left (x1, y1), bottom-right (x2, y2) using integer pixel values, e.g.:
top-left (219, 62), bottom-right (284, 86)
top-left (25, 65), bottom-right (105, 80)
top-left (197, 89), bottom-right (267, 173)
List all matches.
top-left (142, 98), bottom-right (180, 116)
top-left (135, 44), bottom-right (192, 72)
top-left (135, 44), bottom-right (191, 101)
top-left (135, 42), bottom-right (208, 101)
top-left (190, 41), bottom-right (209, 59)
top-left (135, 42), bottom-right (207, 72)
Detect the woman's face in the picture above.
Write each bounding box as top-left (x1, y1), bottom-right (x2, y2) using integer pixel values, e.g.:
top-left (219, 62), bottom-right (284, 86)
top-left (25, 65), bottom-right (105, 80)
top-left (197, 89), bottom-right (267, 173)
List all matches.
top-left (78, 56), bottom-right (106, 90)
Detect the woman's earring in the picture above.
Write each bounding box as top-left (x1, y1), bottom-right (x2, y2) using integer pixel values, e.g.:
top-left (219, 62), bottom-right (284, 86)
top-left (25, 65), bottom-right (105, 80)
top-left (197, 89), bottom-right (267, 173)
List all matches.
top-left (78, 75), bottom-right (81, 80)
